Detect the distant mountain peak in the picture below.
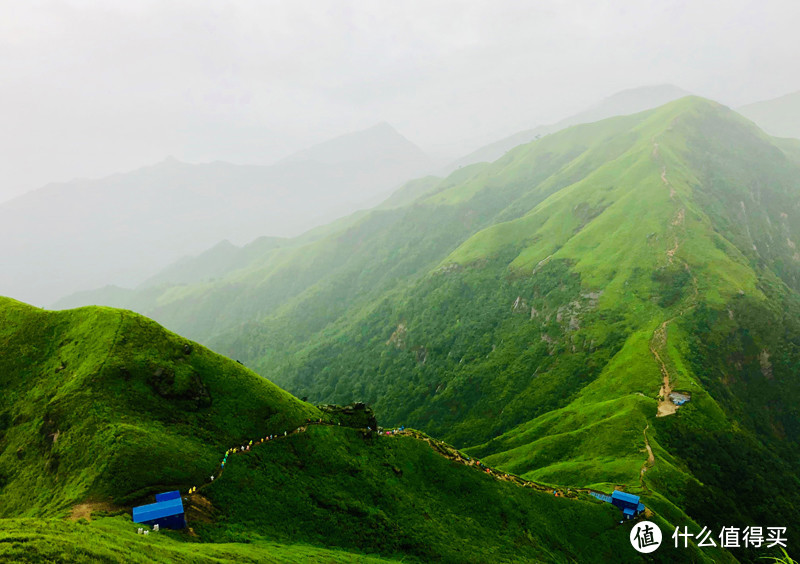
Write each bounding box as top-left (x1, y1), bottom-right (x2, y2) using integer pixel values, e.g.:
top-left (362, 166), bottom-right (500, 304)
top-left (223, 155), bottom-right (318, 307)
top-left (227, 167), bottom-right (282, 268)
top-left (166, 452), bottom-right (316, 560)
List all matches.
top-left (366, 121), bottom-right (397, 132)
top-left (283, 122), bottom-right (432, 167)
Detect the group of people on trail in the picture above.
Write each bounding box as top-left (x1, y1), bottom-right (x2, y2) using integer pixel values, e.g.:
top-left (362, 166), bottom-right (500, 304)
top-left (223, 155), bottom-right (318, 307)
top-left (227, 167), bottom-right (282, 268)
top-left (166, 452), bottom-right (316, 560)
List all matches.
top-left (182, 417), bottom-right (576, 517)
top-left (187, 418), bottom-right (548, 502)
top-left (379, 425), bottom-right (405, 436)
top-left (195, 425), bottom-right (315, 495)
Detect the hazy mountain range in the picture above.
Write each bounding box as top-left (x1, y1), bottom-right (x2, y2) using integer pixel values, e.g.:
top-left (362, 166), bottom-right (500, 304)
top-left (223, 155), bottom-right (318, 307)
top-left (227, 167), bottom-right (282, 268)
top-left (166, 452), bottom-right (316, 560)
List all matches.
top-left (0, 123), bottom-right (434, 306)
top-left (738, 90), bottom-right (800, 140)
top-left (6, 92), bottom-right (800, 562)
top-left (9, 84), bottom-right (798, 309)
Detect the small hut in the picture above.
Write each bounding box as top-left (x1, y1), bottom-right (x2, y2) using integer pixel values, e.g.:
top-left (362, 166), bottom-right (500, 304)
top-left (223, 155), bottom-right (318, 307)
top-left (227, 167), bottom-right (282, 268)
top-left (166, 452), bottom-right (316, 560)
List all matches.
top-left (132, 490), bottom-right (186, 529)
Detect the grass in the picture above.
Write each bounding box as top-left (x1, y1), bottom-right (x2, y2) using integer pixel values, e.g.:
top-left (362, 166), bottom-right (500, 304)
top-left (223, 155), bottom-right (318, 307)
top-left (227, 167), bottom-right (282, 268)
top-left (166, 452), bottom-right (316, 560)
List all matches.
top-left (2, 296), bottom-right (692, 563)
top-left (0, 297), bottom-right (320, 516)
top-left (36, 96), bottom-right (800, 563)
top-left (0, 516), bottom-right (399, 563)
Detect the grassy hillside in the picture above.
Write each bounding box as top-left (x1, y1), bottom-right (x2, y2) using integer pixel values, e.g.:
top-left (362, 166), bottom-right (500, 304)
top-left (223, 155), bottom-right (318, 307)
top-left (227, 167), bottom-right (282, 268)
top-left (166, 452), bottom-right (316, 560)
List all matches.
top-left (0, 517), bottom-right (399, 563)
top-left (0, 296), bottom-right (320, 516)
top-left (2, 297), bottom-right (702, 563)
top-left (442, 84), bottom-right (690, 174)
top-left (40, 97), bottom-right (800, 562)
top-left (239, 100), bottom-right (800, 560)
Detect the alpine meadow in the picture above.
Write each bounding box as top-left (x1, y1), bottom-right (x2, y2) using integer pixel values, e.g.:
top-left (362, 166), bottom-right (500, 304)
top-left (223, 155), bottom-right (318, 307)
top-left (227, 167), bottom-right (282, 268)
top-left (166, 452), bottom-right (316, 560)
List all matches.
top-left (2, 3), bottom-right (800, 563)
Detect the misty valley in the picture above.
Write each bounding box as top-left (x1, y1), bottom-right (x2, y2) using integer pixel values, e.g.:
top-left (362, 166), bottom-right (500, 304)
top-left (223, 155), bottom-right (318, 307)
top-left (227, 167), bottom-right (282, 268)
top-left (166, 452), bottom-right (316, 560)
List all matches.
top-left (1, 4), bottom-right (799, 563)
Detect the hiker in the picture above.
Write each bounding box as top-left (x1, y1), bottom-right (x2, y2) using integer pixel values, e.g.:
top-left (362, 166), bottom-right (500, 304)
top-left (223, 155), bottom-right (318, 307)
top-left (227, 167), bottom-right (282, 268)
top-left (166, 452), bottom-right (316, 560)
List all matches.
top-left (210, 475), bottom-right (214, 481)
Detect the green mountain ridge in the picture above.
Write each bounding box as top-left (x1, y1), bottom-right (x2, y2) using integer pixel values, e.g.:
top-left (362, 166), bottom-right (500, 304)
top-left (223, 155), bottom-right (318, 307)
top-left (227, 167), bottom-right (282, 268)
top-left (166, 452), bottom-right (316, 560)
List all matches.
top-left (441, 84), bottom-right (691, 174)
top-left (3, 296), bottom-right (694, 563)
top-left (40, 96), bottom-right (800, 561)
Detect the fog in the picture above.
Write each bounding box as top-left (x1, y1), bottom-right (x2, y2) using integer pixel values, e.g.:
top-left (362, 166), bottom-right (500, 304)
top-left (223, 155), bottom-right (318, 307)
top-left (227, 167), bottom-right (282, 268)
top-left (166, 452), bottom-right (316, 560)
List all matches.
top-left (3, 0), bottom-right (799, 202)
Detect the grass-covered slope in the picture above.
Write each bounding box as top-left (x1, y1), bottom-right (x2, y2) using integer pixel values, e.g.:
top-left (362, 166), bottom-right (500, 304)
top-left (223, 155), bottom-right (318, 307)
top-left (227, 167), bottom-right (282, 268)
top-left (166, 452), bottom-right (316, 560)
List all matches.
top-left (0, 517), bottom-right (399, 564)
top-left (2, 297), bottom-right (694, 563)
top-left (198, 98), bottom-right (799, 561)
top-left (0, 296), bottom-right (320, 516)
top-left (40, 97), bottom-right (800, 562)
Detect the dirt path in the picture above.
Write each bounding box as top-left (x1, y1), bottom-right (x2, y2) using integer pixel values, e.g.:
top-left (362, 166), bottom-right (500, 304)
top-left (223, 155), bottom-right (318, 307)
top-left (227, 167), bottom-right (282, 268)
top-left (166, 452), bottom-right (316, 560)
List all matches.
top-left (661, 166), bottom-right (676, 199)
top-left (651, 320), bottom-right (678, 418)
top-left (68, 501), bottom-right (118, 522)
top-left (639, 425), bottom-right (655, 489)
top-left (666, 238), bottom-right (679, 263)
top-left (650, 141), bottom-right (699, 418)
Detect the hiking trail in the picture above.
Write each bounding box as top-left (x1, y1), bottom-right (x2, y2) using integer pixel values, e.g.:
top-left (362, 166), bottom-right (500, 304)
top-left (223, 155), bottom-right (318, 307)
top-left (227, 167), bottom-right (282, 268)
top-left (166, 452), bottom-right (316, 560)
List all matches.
top-left (639, 425), bottom-right (655, 490)
top-left (187, 421), bottom-right (614, 509)
top-left (651, 141), bottom-right (698, 418)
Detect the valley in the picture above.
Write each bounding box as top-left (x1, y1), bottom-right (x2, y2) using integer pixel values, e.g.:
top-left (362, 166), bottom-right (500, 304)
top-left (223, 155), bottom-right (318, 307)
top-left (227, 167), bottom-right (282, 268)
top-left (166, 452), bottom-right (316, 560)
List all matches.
top-left (3, 95), bottom-right (799, 563)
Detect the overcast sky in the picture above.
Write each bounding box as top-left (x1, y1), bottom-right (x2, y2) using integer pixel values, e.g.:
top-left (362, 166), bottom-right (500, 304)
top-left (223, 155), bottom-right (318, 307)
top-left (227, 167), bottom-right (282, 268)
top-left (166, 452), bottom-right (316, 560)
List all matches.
top-left (2, 0), bottom-right (799, 203)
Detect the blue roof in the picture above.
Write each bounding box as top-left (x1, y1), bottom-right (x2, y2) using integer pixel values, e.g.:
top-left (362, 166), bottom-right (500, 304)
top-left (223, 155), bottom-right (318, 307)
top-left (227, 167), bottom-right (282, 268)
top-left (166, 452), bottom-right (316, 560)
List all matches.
top-left (623, 507), bottom-right (635, 516)
top-left (132, 497), bottom-right (184, 523)
top-left (611, 490), bottom-right (640, 505)
top-left (155, 490), bottom-right (181, 502)
top-left (637, 503), bottom-right (645, 512)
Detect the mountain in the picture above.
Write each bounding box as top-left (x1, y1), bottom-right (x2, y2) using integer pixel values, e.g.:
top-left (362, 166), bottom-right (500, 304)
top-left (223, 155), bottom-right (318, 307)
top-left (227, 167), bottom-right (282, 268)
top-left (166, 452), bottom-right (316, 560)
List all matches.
top-left (443, 84), bottom-right (691, 173)
top-left (0, 296), bottom-right (688, 563)
top-left (284, 122), bottom-right (432, 168)
top-left (738, 91), bottom-right (800, 140)
top-left (0, 123), bottom-right (434, 307)
top-left (65, 97), bottom-right (800, 562)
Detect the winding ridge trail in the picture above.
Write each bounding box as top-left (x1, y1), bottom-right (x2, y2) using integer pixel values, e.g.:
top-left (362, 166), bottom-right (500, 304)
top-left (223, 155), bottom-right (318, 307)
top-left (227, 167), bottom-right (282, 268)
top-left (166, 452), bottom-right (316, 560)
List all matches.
top-left (650, 143), bottom-right (698, 419)
top-left (652, 320), bottom-right (678, 417)
top-left (188, 422), bottom-right (611, 506)
top-left (639, 425), bottom-right (655, 490)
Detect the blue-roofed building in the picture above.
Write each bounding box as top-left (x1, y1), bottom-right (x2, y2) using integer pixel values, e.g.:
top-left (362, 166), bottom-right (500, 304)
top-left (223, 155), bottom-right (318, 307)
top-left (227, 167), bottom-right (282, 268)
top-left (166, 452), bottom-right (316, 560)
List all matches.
top-left (590, 490), bottom-right (646, 519)
top-left (132, 490), bottom-right (186, 529)
top-left (155, 490), bottom-right (181, 503)
top-left (610, 490), bottom-right (645, 520)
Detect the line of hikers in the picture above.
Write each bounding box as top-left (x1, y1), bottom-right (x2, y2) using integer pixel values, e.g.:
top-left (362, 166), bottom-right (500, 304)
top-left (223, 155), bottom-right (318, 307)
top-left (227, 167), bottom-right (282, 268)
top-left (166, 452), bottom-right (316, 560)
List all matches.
top-left (189, 418), bottom-right (344, 494)
top-left (186, 418), bottom-right (576, 501)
